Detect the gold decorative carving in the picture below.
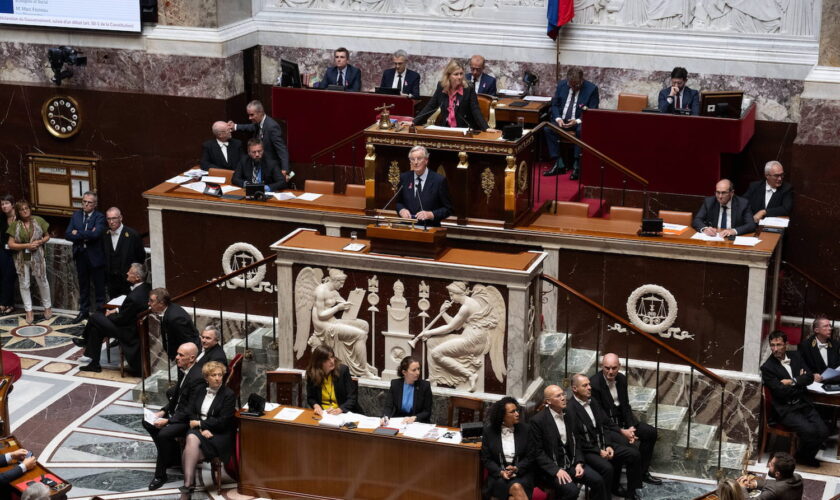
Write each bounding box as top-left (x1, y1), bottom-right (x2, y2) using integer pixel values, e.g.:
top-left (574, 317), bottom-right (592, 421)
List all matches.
top-left (481, 167), bottom-right (495, 202)
top-left (489, 98), bottom-right (498, 129)
top-left (388, 161), bottom-right (401, 191)
top-left (363, 143), bottom-right (377, 212)
top-left (457, 151), bottom-right (469, 170)
top-left (504, 156), bottom-right (516, 213)
top-left (517, 160), bottom-right (528, 195)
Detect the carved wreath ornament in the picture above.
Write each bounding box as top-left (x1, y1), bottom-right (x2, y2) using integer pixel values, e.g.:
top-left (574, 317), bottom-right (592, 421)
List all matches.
top-left (221, 242), bottom-right (267, 289)
top-left (625, 284), bottom-right (678, 334)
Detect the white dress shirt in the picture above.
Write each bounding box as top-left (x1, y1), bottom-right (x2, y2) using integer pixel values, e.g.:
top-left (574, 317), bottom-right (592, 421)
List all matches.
top-left (764, 182), bottom-right (776, 209)
top-left (501, 426), bottom-right (516, 464)
top-left (779, 356), bottom-right (794, 379)
top-left (217, 139), bottom-right (229, 162)
top-left (817, 340), bottom-right (830, 367)
top-left (608, 380), bottom-right (620, 406)
top-left (200, 387), bottom-right (218, 419)
top-left (549, 408), bottom-right (567, 445)
top-left (561, 90), bottom-right (581, 124)
top-left (110, 224), bottom-right (124, 251)
top-left (574, 395), bottom-right (596, 426)
top-left (717, 199), bottom-right (733, 229)
top-left (392, 71), bottom-right (406, 90)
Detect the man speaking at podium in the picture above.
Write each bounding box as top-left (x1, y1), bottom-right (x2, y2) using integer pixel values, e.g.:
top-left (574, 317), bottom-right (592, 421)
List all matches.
top-left (396, 146), bottom-right (452, 227)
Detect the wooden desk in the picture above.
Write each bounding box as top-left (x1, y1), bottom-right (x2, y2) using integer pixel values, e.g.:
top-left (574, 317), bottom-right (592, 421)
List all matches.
top-left (494, 97), bottom-right (550, 125)
top-left (0, 435), bottom-right (71, 499)
top-left (238, 406), bottom-right (481, 500)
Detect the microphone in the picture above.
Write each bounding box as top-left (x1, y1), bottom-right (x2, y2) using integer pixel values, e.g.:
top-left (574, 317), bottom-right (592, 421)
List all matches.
top-left (381, 183), bottom-right (404, 214)
top-left (416, 184), bottom-right (428, 231)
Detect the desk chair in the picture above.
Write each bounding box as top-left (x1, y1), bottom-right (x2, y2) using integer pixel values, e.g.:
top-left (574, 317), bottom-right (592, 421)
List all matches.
top-left (266, 370), bottom-right (303, 407)
top-left (304, 180), bottom-right (335, 194)
top-left (476, 93), bottom-right (497, 128)
top-left (447, 395), bottom-right (485, 427)
top-left (553, 201), bottom-right (589, 217)
top-left (617, 93), bottom-right (649, 112)
top-left (759, 386), bottom-right (798, 458)
top-left (345, 184), bottom-right (366, 197)
top-left (609, 206), bottom-right (643, 222)
top-left (208, 168), bottom-right (234, 184)
top-left (658, 210), bottom-right (692, 226)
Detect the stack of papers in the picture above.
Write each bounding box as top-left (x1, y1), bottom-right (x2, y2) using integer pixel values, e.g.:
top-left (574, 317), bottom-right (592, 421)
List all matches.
top-left (733, 236), bottom-right (761, 247)
top-left (662, 223), bottom-right (688, 235)
top-left (183, 169), bottom-right (208, 178)
top-left (438, 430), bottom-right (462, 444)
top-left (165, 175), bottom-right (192, 184)
top-left (182, 181), bottom-right (207, 193)
top-left (201, 176), bottom-right (227, 184)
top-left (296, 193), bottom-right (323, 201)
top-left (273, 407), bottom-right (304, 421)
top-left (690, 232), bottom-right (724, 242)
top-left (273, 192), bottom-right (296, 201)
top-left (498, 89), bottom-right (523, 96)
top-left (402, 422), bottom-right (437, 439)
top-left (759, 217), bottom-right (790, 228)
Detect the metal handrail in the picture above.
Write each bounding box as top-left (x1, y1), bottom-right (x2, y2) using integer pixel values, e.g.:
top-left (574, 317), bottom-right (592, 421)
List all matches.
top-left (782, 260), bottom-right (840, 303)
top-left (540, 273), bottom-right (725, 386)
top-left (530, 122), bottom-right (649, 188)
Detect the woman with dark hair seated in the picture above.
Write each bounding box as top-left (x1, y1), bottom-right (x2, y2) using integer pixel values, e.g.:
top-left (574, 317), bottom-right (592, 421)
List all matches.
top-left (306, 345), bottom-right (361, 415)
top-left (178, 360), bottom-right (236, 499)
top-left (382, 355), bottom-right (433, 423)
top-left (481, 396), bottom-right (533, 500)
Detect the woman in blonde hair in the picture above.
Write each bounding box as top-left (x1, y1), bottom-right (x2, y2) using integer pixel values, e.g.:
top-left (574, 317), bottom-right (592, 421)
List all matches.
top-left (716, 478), bottom-right (746, 500)
top-left (412, 59), bottom-right (493, 131)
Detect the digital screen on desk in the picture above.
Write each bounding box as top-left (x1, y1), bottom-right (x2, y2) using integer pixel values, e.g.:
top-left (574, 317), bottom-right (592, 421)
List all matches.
top-left (0, 0), bottom-right (141, 33)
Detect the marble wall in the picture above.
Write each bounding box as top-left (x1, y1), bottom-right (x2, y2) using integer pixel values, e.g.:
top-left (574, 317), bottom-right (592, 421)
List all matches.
top-left (819, 0), bottom-right (840, 66)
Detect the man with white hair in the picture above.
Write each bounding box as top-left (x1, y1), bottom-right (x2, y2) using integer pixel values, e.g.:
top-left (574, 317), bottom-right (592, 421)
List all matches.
top-left (743, 160), bottom-right (793, 222)
top-left (379, 50), bottom-right (421, 98)
top-left (396, 145), bottom-right (453, 227)
top-left (200, 121), bottom-right (243, 170)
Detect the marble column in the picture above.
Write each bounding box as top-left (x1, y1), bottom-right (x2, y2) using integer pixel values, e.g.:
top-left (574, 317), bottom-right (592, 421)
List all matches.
top-left (148, 208), bottom-right (166, 288)
top-left (797, 0), bottom-right (840, 147)
top-left (276, 259), bottom-right (295, 368)
top-left (819, 0), bottom-right (840, 68)
top-left (541, 246), bottom-right (559, 333)
top-left (157, 0), bottom-right (251, 28)
top-left (506, 283), bottom-right (530, 398)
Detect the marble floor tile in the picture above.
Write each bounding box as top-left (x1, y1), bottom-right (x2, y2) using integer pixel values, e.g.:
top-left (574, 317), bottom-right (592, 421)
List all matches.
top-left (48, 467), bottom-right (185, 497)
top-left (637, 479), bottom-right (712, 499)
top-left (82, 404), bottom-right (146, 435)
top-left (52, 432), bottom-right (158, 462)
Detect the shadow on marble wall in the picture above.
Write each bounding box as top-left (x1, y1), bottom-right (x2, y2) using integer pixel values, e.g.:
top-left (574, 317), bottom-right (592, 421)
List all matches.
top-left (261, 46), bottom-right (804, 122)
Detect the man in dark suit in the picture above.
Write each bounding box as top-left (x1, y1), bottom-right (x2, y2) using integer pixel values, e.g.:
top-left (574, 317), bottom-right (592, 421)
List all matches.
top-left (229, 100), bottom-right (290, 174)
top-left (798, 316), bottom-right (839, 382)
top-left (568, 374), bottom-right (642, 500)
top-left (591, 353), bottom-right (660, 485)
top-left (195, 325), bottom-right (228, 368)
top-left (530, 385), bottom-right (608, 500)
top-left (738, 452), bottom-right (804, 500)
top-left (658, 66), bottom-right (700, 115)
top-left (544, 66), bottom-right (600, 179)
top-left (467, 54), bottom-right (497, 96)
top-left (692, 179), bottom-right (756, 237)
top-left (743, 161), bottom-right (793, 223)
top-left (74, 263), bottom-right (151, 373)
top-left (148, 287), bottom-right (200, 361)
top-left (200, 121), bottom-right (243, 171)
top-left (316, 47), bottom-right (362, 92)
top-left (761, 331), bottom-right (829, 467)
top-left (0, 448), bottom-right (36, 485)
top-left (232, 139), bottom-right (288, 193)
top-left (379, 49), bottom-right (421, 98)
top-left (65, 191), bottom-right (107, 322)
top-left (396, 146), bottom-right (453, 227)
top-left (142, 342), bottom-right (205, 490)
top-left (103, 207), bottom-right (146, 299)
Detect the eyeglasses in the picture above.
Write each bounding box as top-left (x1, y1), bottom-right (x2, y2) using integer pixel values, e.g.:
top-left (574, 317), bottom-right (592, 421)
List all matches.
top-left (82, 200), bottom-right (95, 205)
top-left (409, 158), bottom-right (426, 163)
top-left (768, 173), bottom-right (784, 178)
top-left (714, 191), bottom-right (732, 195)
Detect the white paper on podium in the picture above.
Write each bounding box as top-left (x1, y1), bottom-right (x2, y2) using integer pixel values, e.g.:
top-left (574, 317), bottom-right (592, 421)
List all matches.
top-left (356, 416), bottom-right (382, 430)
top-left (165, 175), bottom-right (192, 184)
top-left (273, 408), bottom-right (304, 421)
top-left (524, 96), bottom-right (551, 102)
top-left (220, 185), bottom-right (239, 194)
top-left (663, 223), bottom-right (687, 231)
top-left (183, 169), bottom-right (208, 177)
top-left (498, 89), bottom-right (522, 96)
top-left (424, 125), bottom-right (469, 134)
top-left (759, 217), bottom-right (790, 228)
top-left (182, 182), bottom-right (207, 193)
top-left (296, 193), bottom-right (323, 201)
top-left (318, 413), bottom-right (345, 428)
top-left (733, 237), bottom-right (761, 247)
top-left (403, 422), bottom-right (436, 439)
top-left (691, 232), bottom-right (724, 242)
top-left (438, 430), bottom-right (462, 444)
top-left (273, 192), bottom-right (297, 201)
top-left (201, 176), bottom-right (226, 184)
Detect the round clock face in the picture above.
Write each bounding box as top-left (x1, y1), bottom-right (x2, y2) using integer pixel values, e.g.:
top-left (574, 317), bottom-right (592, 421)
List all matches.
top-left (42, 96), bottom-right (81, 138)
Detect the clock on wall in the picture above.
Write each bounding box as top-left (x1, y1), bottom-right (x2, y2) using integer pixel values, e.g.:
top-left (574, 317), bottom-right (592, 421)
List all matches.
top-left (41, 95), bottom-right (82, 139)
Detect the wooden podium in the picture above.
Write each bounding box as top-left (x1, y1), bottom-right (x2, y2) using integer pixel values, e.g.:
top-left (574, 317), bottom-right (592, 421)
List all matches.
top-left (366, 222), bottom-right (446, 259)
top-left (362, 125), bottom-right (537, 228)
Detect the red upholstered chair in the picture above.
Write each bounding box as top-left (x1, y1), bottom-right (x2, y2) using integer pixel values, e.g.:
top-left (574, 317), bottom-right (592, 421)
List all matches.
top-left (758, 386), bottom-right (798, 458)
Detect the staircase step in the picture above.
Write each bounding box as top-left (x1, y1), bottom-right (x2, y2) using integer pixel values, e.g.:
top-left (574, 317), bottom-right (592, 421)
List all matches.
top-left (704, 441), bottom-right (748, 474)
top-left (651, 404), bottom-right (688, 433)
top-left (674, 422), bottom-right (718, 452)
top-left (627, 384), bottom-right (656, 416)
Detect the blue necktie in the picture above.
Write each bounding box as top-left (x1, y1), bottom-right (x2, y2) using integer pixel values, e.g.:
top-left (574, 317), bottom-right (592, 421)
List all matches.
top-left (720, 206), bottom-right (728, 229)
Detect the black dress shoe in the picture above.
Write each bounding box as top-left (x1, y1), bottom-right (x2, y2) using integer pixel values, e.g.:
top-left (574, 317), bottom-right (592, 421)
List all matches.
top-left (569, 169), bottom-right (580, 180)
top-left (543, 158), bottom-right (567, 177)
top-left (612, 486), bottom-right (629, 498)
top-left (643, 472), bottom-right (662, 485)
top-left (629, 492), bottom-right (642, 500)
top-left (178, 485), bottom-right (195, 494)
top-left (79, 363), bottom-right (101, 373)
top-left (108, 339), bottom-right (120, 348)
top-left (149, 475), bottom-right (168, 490)
top-left (72, 312), bottom-right (89, 323)
top-left (72, 338), bottom-right (87, 348)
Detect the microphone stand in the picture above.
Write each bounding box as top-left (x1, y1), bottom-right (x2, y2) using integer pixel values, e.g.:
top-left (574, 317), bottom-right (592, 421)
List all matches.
top-left (378, 184), bottom-right (404, 226)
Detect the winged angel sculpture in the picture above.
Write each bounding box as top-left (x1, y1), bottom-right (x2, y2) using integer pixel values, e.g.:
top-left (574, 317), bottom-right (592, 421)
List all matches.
top-left (413, 281), bottom-right (506, 392)
top-left (294, 267), bottom-right (378, 378)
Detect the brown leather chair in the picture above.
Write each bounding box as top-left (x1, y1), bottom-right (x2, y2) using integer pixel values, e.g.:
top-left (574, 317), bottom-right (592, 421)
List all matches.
top-left (345, 184), bottom-right (366, 197)
top-left (304, 180), bottom-right (335, 194)
top-left (266, 370), bottom-right (303, 407)
top-left (476, 93), bottom-right (495, 127)
top-left (208, 167), bottom-right (233, 184)
top-left (758, 386), bottom-right (798, 458)
top-left (553, 201), bottom-right (590, 217)
top-left (617, 93), bottom-right (649, 112)
top-left (447, 395), bottom-right (485, 427)
top-left (610, 206), bottom-right (643, 222)
top-left (659, 210), bottom-right (693, 226)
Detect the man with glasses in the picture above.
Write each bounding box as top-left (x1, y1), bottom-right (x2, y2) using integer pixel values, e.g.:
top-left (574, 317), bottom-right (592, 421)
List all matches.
top-left (396, 146), bottom-right (453, 227)
top-left (466, 55), bottom-right (497, 96)
top-left (743, 161), bottom-right (793, 223)
top-left (692, 179), bottom-right (756, 238)
top-left (103, 207), bottom-right (146, 299)
top-left (65, 191), bottom-right (106, 323)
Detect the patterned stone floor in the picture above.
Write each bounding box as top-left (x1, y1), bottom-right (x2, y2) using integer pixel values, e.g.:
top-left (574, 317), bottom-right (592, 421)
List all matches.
top-left (4, 309), bottom-right (840, 499)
